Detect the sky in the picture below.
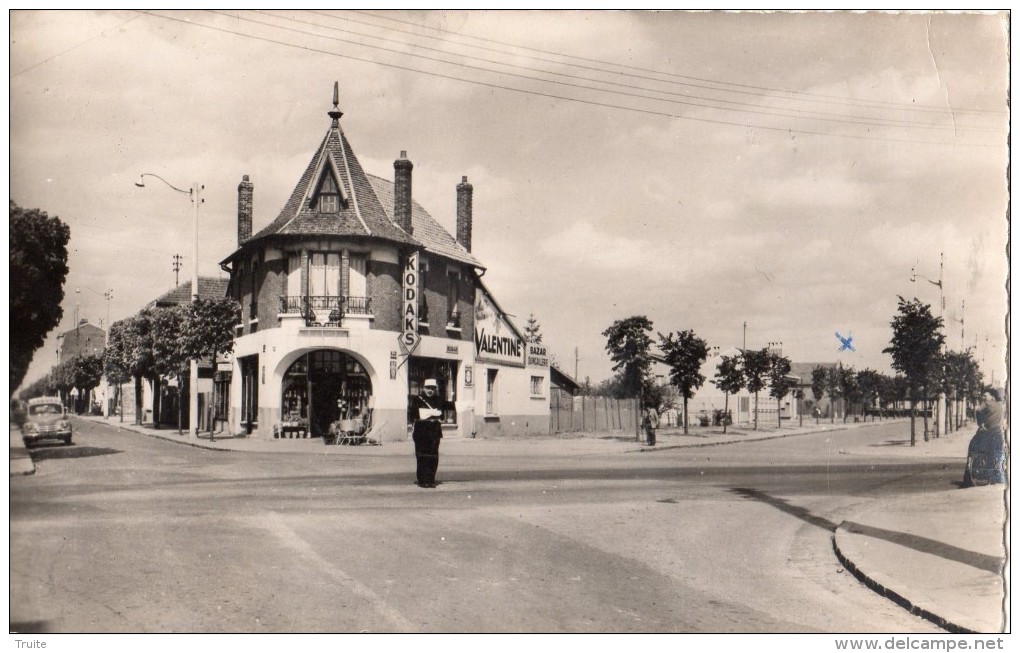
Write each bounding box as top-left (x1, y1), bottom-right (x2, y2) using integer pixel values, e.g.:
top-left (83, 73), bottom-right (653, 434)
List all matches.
top-left (8, 9), bottom-right (1011, 392)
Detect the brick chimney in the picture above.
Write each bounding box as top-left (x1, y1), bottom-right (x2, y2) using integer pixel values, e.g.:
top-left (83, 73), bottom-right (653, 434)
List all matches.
top-left (237, 174), bottom-right (253, 246)
top-left (456, 175), bottom-right (473, 252)
top-left (394, 151), bottom-right (413, 235)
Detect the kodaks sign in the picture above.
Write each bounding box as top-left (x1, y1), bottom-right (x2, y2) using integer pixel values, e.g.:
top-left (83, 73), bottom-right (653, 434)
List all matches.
top-left (399, 251), bottom-right (421, 356)
top-left (474, 290), bottom-right (524, 366)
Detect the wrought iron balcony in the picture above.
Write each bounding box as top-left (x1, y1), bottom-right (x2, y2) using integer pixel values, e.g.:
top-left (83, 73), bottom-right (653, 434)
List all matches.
top-left (279, 296), bottom-right (372, 327)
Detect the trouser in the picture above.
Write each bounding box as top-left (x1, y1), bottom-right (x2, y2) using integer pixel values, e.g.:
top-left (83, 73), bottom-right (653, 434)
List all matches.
top-left (414, 433), bottom-right (441, 485)
top-left (645, 426), bottom-right (656, 445)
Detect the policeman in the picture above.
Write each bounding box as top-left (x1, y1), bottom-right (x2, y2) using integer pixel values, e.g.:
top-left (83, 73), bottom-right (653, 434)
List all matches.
top-left (411, 379), bottom-right (444, 488)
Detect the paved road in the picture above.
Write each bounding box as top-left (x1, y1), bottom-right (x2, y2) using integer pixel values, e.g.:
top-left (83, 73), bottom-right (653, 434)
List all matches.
top-left (10, 418), bottom-right (955, 633)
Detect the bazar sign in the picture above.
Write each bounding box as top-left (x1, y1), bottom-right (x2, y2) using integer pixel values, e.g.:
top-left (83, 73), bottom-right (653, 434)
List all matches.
top-left (474, 290), bottom-right (524, 366)
top-left (527, 343), bottom-right (549, 367)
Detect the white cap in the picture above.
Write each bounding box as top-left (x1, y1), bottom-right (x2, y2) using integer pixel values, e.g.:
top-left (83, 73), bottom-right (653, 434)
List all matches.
top-left (423, 378), bottom-right (438, 388)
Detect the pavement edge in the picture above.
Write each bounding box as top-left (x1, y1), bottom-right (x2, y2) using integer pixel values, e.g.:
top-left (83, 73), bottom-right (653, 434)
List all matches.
top-left (832, 523), bottom-right (975, 634)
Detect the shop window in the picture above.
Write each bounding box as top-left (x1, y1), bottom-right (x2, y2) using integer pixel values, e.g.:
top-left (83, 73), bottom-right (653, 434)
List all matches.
top-left (530, 375), bottom-right (545, 397)
top-left (408, 357), bottom-right (458, 425)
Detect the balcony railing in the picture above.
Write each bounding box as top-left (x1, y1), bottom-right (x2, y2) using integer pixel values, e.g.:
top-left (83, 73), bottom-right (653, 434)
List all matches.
top-left (279, 296), bottom-right (372, 327)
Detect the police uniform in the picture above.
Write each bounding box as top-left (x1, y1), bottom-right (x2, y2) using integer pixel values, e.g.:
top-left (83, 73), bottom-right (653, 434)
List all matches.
top-left (411, 381), bottom-right (444, 487)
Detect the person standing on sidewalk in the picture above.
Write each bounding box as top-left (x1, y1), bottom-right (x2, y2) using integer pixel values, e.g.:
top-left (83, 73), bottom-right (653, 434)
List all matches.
top-left (411, 379), bottom-right (444, 488)
top-left (643, 405), bottom-right (659, 446)
top-left (963, 387), bottom-right (1006, 486)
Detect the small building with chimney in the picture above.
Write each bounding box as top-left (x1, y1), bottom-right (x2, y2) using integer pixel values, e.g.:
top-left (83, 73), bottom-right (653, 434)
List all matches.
top-left (219, 85), bottom-right (549, 441)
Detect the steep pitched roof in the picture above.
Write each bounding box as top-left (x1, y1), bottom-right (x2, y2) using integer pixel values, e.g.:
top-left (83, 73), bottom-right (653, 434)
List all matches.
top-left (151, 277), bottom-right (230, 307)
top-left (789, 362), bottom-right (837, 382)
top-left (365, 173), bottom-right (483, 269)
top-left (246, 125), bottom-right (416, 246)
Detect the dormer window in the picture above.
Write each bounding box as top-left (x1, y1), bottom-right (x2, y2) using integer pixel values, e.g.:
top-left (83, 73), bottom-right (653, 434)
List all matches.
top-left (318, 173), bottom-right (341, 213)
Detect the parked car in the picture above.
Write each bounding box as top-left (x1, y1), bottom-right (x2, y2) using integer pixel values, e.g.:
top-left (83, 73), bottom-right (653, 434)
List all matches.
top-left (22, 397), bottom-right (73, 446)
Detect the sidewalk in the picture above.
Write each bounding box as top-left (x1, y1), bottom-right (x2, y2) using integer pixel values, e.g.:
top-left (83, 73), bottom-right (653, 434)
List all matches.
top-left (13, 415), bottom-right (1007, 632)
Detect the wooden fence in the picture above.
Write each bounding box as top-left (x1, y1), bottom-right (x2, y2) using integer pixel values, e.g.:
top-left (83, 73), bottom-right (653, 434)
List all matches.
top-left (550, 393), bottom-right (638, 434)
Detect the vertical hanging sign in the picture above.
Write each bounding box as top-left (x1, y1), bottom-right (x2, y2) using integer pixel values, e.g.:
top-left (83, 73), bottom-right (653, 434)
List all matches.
top-left (398, 250), bottom-right (421, 362)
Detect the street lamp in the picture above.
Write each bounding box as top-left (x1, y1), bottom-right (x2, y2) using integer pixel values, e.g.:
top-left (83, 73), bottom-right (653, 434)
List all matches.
top-left (136, 173), bottom-right (204, 438)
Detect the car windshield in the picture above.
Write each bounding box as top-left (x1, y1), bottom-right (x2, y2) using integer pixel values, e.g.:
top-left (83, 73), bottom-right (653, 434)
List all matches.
top-left (29, 404), bottom-right (62, 416)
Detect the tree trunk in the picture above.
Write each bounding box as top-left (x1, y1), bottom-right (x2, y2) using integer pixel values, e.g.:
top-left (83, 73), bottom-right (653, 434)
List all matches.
top-left (177, 372), bottom-right (184, 435)
top-left (922, 388), bottom-right (930, 442)
top-left (151, 377), bottom-right (161, 429)
top-left (683, 396), bottom-right (689, 435)
top-left (723, 393), bottom-right (729, 434)
top-left (909, 398), bottom-right (916, 446)
top-left (830, 398), bottom-right (835, 424)
top-left (753, 393), bottom-right (759, 430)
top-left (134, 375), bottom-right (143, 425)
top-left (777, 396), bottom-right (782, 428)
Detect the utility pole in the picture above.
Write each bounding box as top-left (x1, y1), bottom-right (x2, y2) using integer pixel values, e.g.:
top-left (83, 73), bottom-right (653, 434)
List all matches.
top-left (173, 254), bottom-right (182, 287)
top-left (574, 346), bottom-right (579, 382)
top-left (743, 321), bottom-right (747, 351)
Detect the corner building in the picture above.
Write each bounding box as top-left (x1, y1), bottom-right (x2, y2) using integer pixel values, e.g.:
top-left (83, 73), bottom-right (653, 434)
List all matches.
top-left (220, 90), bottom-right (548, 441)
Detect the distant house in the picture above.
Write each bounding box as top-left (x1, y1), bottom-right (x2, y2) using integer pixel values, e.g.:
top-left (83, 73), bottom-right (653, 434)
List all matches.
top-left (57, 321), bottom-right (105, 363)
top-left (550, 364), bottom-right (580, 402)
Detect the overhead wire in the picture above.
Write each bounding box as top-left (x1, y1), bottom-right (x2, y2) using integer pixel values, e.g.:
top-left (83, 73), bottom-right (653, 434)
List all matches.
top-left (350, 9), bottom-right (1005, 117)
top-left (260, 9), bottom-right (994, 133)
top-left (139, 11), bottom-right (999, 148)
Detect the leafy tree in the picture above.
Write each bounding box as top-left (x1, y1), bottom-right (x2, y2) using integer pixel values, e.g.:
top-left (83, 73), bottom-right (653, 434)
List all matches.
top-left (131, 309), bottom-right (159, 426)
top-left (151, 306), bottom-right (189, 432)
top-left (69, 354), bottom-right (104, 413)
top-left (658, 330), bottom-right (709, 434)
top-left (712, 354), bottom-right (744, 434)
top-left (842, 366), bottom-right (863, 424)
top-left (18, 372), bottom-right (57, 401)
top-left (810, 366), bottom-right (828, 424)
top-left (524, 312), bottom-right (543, 344)
top-left (50, 359), bottom-right (75, 409)
top-left (603, 316), bottom-right (655, 438)
top-left (180, 298), bottom-right (240, 433)
top-left (741, 348), bottom-right (771, 430)
top-left (104, 319), bottom-right (137, 422)
top-left (883, 296), bottom-right (946, 445)
top-left (826, 365), bottom-right (841, 424)
top-left (856, 369), bottom-right (883, 422)
top-left (767, 352), bottom-right (795, 428)
top-left (10, 201), bottom-right (70, 393)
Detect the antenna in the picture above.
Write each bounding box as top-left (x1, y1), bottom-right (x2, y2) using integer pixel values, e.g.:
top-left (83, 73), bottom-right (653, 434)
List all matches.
top-left (173, 254), bottom-right (182, 287)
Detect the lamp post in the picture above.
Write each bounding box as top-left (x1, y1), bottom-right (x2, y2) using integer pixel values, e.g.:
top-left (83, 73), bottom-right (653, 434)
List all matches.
top-left (136, 173), bottom-right (203, 438)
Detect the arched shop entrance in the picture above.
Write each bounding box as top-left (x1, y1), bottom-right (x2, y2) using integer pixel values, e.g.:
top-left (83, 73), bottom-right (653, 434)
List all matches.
top-left (281, 350), bottom-right (373, 437)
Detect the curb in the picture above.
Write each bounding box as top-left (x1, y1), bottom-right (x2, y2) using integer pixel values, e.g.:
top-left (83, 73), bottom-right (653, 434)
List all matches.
top-left (629, 422), bottom-right (871, 453)
top-left (832, 523), bottom-right (975, 634)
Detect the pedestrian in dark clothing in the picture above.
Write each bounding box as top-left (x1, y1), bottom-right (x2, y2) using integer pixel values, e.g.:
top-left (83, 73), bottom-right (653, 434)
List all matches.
top-left (643, 405), bottom-right (659, 446)
top-left (411, 378), bottom-right (444, 488)
top-left (963, 387), bottom-right (1006, 487)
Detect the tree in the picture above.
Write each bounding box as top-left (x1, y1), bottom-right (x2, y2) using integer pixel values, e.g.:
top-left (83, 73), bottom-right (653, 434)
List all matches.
top-left (151, 306), bottom-right (189, 433)
top-left (838, 366), bottom-right (859, 424)
top-left (69, 354), bottom-right (104, 414)
top-left (180, 298), bottom-right (241, 433)
top-left (712, 354), bottom-right (744, 434)
top-left (104, 319), bottom-right (138, 423)
top-left (810, 366), bottom-right (828, 424)
top-left (767, 352), bottom-right (794, 428)
top-left (826, 365), bottom-right (841, 424)
top-left (603, 316), bottom-right (655, 439)
top-left (658, 330), bottom-right (709, 434)
top-left (130, 310), bottom-right (159, 426)
top-left (856, 369), bottom-right (883, 422)
top-left (10, 201), bottom-right (70, 393)
top-left (883, 296), bottom-right (946, 445)
top-left (524, 312), bottom-right (543, 344)
top-left (741, 348), bottom-right (771, 431)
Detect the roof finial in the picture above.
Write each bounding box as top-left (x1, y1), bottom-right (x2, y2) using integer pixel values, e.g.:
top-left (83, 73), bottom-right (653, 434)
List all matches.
top-left (328, 81), bottom-right (344, 126)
